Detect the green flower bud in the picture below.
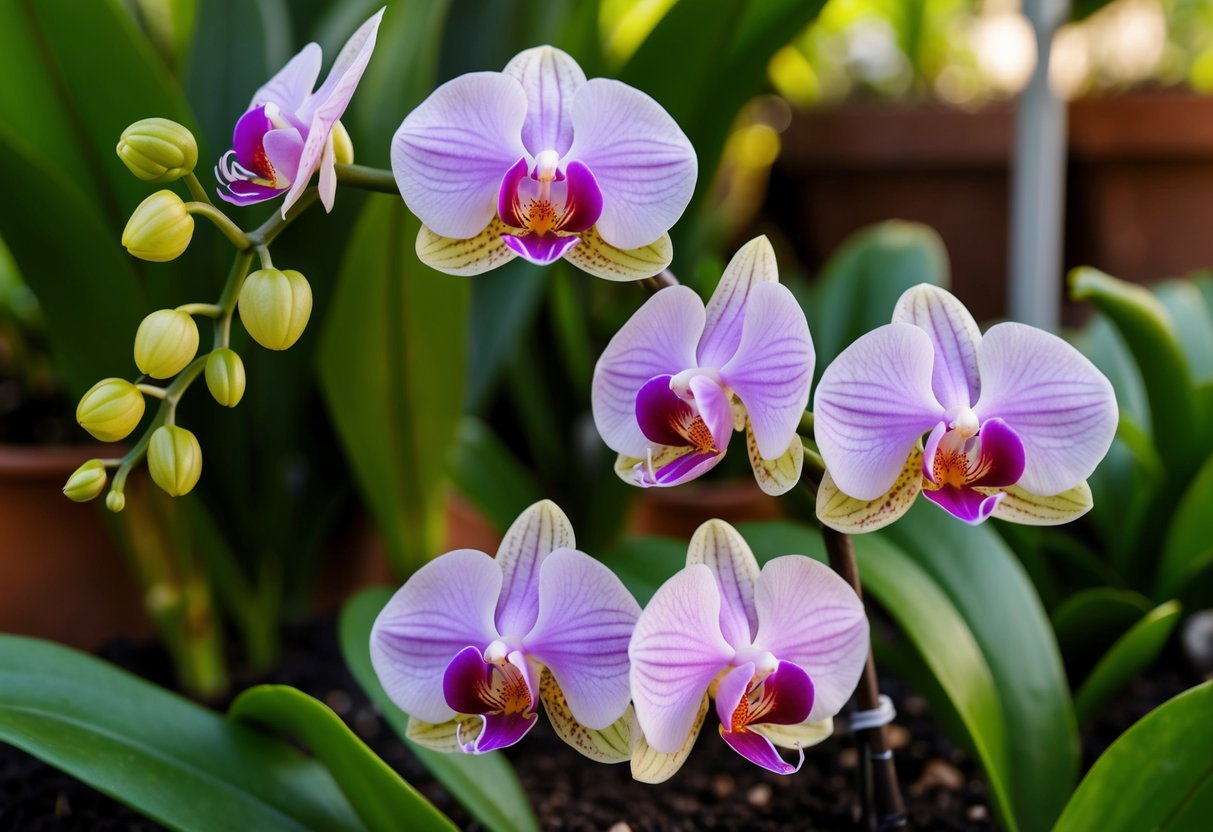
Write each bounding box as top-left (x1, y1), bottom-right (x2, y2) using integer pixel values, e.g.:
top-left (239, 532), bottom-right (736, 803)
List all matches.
top-left (205, 348), bottom-right (246, 407)
top-left (77, 378), bottom-right (145, 442)
top-left (147, 425), bottom-right (202, 497)
top-left (122, 190), bottom-right (194, 262)
top-left (333, 120), bottom-right (354, 165)
top-left (238, 268), bottom-right (313, 351)
top-left (134, 309), bottom-right (199, 379)
top-left (116, 118), bottom-right (198, 183)
top-left (106, 490), bottom-right (126, 513)
top-left (63, 459), bottom-right (108, 502)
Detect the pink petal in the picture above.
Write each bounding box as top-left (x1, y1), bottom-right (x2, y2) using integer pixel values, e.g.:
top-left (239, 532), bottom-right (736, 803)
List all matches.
top-left (892, 284), bottom-right (982, 411)
top-left (719, 726), bottom-right (804, 775)
top-left (689, 374), bottom-right (734, 451)
top-left (698, 236), bottom-right (779, 370)
top-left (719, 283), bottom-right (814, 460)
top-left (317, 135), bottom-right (337, 211)
top-left (751, 557), bottom-right (868, 722)
top-left (973, 322), bottom-right (1118, 496)
top-left (629, 565), bottom-right (735, 753)
top-left (493, 500), bottom-right (575, 640)
top-left (592, 286), bottom-right (705, 458)
top-left (813, 323), bottom-right (945, 500)
top-left (502, 232), bottom-right (580, 265)
top-left (523, 549), bottom-right (641, 729)
top-left (565, 79), bottom-right (697, 250)
top-left (556, 161), bottom-right (603, 233)
top-left (251, 43), bottom-right (322, 111)
top-left (263, 128), bottom-right (304, 186)
top-left (463, 710), bottom-right (537, 753)
top-left (636, 375), bottom-right (695, 447)
top-left (687, 520), bottom-right (760, 650)
top-left (922, 484), bottom-right (1006, 524)
top-left (392, 71), bottom-right (528, 238)
top-left (497, 156), bottom-right (530, 227)
top-left (370, 549), bottom-right (502, 724)
top-left (714, 662), bottom-right (756, 731)
top-left (748, 661), bottom-right (816, 727)
top-left (629, 446), bottom-right (727, 487)
top-left (502, 45), bottom-right (585, 157)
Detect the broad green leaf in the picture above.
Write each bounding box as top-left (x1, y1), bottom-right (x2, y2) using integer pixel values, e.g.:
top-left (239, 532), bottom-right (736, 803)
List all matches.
top-left (1155, 279), bottom-right (1213, 384)
top-left (883, 502), bottom-right (1076, 832)
top-left (466, 261), bottom-right (549, 412)
top-left (448, 417), bottom-right (543, 533)
top-left (1055, 681), bottom-right (1213, 832)
top-left (0, 635), bottom-right (363, 832)
top-left (339, 589), bottom-right (540, 832)
top-left (1072, 314), bottom-right (1150, 431)
top-left (1051, 588), bottom-right (1152, 663)
top-left (230, 685), bottom-right (457, 832)
top-left (1157, 453), bottom-right (1213, 599)
top-left (1073, 600), bottom-right (1183, 727)
top-left (604, 535), bottom-right (691, 607)
top-left (318, 199), bottom-right (469, 576)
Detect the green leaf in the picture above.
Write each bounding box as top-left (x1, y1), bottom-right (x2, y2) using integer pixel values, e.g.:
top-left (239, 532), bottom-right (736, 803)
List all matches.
top-left (605, 535), bottom-right (693, 607)
top-left (1154, 279), bottom-right (1213, 384)
top-left (0, 635), bottom-right (363, 832)
top-left (1157, 453), bottom-right (1213, 600)
top-left (1073, 600), bottom-right (1183, 727)
top-left (1051, 588), bottom-right (1152, 663)
top-left (466, 262), bottom-right (549, 412)
top-left (1055, 681), bottom-right (1213, 832)
top-left (230, 685), bottom-right (457, 832)
top-left (338, 589), bottom-right (540, 832)
top-left (318, 199), bottom-right (469, 576)
top-left (448, 417), bottom-right (543, 532)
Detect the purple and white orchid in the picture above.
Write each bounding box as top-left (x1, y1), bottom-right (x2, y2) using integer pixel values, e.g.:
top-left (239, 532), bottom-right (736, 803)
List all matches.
top-left (592, 236), bottom-right (814, 494)
top-left (215, 9), bottom-right (383, 214)
top-left (629, 520), bottom-right (868, 779)
top-left (813, 283), bottom-right (1118, 531)
top-left (370, 501), bottom-right (640, 756)
top-left (391, 46), bottom-right (696, 279)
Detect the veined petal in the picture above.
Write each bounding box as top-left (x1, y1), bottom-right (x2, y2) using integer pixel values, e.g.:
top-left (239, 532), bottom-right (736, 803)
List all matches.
top-left (715, 663), bottom-right (756, 731)
top-left (392, 72), bottom-right (529, 239)
top-left (496, 156), bottom-right (529, 227)
top-left (416, 218), bottom-right (518, 276)
top-left (720, 282), bottom-right (814, 460)
top-left (686, 519), bottom-right (760, 650)
top-left (629, 565), bottom-right (735, 752)
top-left (752, 557), bottom-right (868, 722)
top-left (719, 727), bottom-right (804, 775)
top-left (405, 713), bottom-right (484, 752)
top-left (893, 283), bottom-right (982, 411)
top-left (592, 286), bottom-right (705, 457)
top-left (297, 8), bottom-right (384, 122)
top-left (502, 232), bottom-right (580, 265)
top-left (262, 128), bottom-right (304, 185)
top-left (502, 45), bottom-right (585, 157)
top-left (317, 134), bottom-right (337, 211)
top-left (562, 226), bottom-right (672, 281)
top-left (556, 162), bottom-right (603, 233)
top-left (747, 419), bottom-right (803, 497)
top-left (523, 548), bottom-right (641, 729)
top-left (370, 549), bottom-right (502, 723)
top-left (813, 322), bottom-right (945, 500)
top-left (630, 695), bottom-right (708, 784)
top-left (463, 710), bottom-right (538, 754)
top-left (922, 485), bottom-right (1005, 524)
top-left (974, 322), bottom-right (1118, 496)
top-left (614, 445), bottom-right (727, 488)
top-left (743, 661), bottom-right (816, 728)
top-left (816, 445), bottom-right (923, 533)
top-left (750, 716), bottom-right (834, 751)
top-left (565, 79), bottom-right (697, 249)
top-left (251, 42), bottom-right (322, 111)
top-left (494, 500), bottom-right (575, 639)
top-left (698, 236), bottom-right (779, 369)
top-left (539, 670), bottom-right (632, 763)
top-left (979, 480), bottom-right (1093, 525)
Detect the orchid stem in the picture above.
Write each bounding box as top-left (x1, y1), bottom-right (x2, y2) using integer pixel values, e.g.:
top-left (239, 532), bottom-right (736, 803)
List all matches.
top-left (334, 163), bottom-right (399, 194)
top-left (183, 172), bottom-right (213, 206)
top-left (820, 526), bottom-right (908, 830)
top-left (640, 269), bottom-right (680, 293)
top-left (186, 202), bottom-right (250, 249)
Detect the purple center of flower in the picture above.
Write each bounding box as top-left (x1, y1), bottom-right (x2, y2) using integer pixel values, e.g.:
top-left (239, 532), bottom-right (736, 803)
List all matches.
top-left (497, 152), bottom-right (604, 265)
top-left (715, 659), bottom-right (815, 775)
top-left (216, 104), bottom-right (305, 204)
top-left (920, 415), bottom-right (1026, 523)
top-left (442, 644), bottom-right (538, 753)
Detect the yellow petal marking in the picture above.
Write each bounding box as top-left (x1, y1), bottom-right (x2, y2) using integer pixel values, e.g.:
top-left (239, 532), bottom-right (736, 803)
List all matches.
top-left (817, 445), bottom-right (924, 533)
top-left (563, 226), bottom-right (672, 281)
top-left (539, 669), bottom-right (631, 763)
top-left (415, 217), bottom-right (518, 276)
top-left (630, 694), bottom-right (708, 784)
top-left (978, 480), bottom-right (1093, 526)
top-left (749, 716), bottom-right (834, 751)
top-left (405, 714), bottom-right (483, 752)
top-left (747, 418), bottom-right (803, 496)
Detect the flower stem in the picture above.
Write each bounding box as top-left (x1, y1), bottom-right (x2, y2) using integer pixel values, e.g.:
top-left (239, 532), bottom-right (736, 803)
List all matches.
top-left (183, 172), bottom-right (212, 205)
top-left (186, 202), bottom-right (251, 249)
top-left (334, 163), bottom-right (399, 193)
top-left (640, 269), bottom-right (680, 293)
top-left (176, 302), bottom-right (223, 317)
top-left (820, 526), bottom-right (908, 830)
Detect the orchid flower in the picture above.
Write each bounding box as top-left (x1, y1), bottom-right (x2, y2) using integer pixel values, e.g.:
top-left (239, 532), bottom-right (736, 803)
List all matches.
top-left (813, 283), bottom-right (1118, 531)
top-left (591, 236), bottom-right (814, 495)
top-left (391, 46), bottom-right (696, 280)
top-left (215, 9), bottom-right (383, 214)
top-left (628, 520), bottom-right (868, 779)
top-left (370, 501), bottom-right (640, 757)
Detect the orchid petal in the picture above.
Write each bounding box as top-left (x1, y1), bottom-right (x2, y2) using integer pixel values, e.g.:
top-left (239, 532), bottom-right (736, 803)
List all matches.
top-left (720, 282), bottom-right (814, 460)
top-left (748, 661), bottom-right (816, 727)
top-left (974, 322), bottom-right (1118, 496)
top-left (262, 128), bottom-right (304, 186)
top-left (317, 135), bottom-right (337, 211)
top-left (592, 286), bottom-right (705, 457)
top-left (370, 549), bottom-right (502, 723)
top-left (715, 662), bottom-right (756, 731)
top-left (565, 79), bottom-right (696, 249)
top-left (750, 716), bottom-right (834, 751)
top-left (232, 106), bottom-right (275, 173)
top-left (980, 480), bottom-right (1094, 525)
top-left (698, 236), bottom-right (779, 369)
top-left (689, 374), bottom-right (734, 451)
top-left (539, 669), bottom-right (632, 763)
top-left (614, 445), bottom-right (727, 488)
top-left (813, 322), bottom-right (945, 500)
top-left (416, 218), bottom-right (519, 276)
top-left (216, 178), bottom-right (283, 206)
top-left (556, 161), bottom-right (603, 233)
top-left (817, 445), bottom-right (923, 533)
top-left (719, 727), bottom-right (804, 775)
top-left (392, 72), bottom-right (529, 239)
top-left (493, 500), bottom-right (574, 639)
top-left (502, 45), bottom-right (585, 157)
top-left (442, 645), bottom-right (504, 715)
top-left (629, 565), bottom-right (735, 752)
top-left (892, 283), bottom-right (982, 411)
top-left (746, 419), bottom-right (803, 496)
top-left (686, 519), bottom-right (760, 650)
top-left (752, 557), bottom-right (868, 722)
top-left (562, 225), bottom-right (672, 281)
top-left (630, 695), bottom-right (708, 784)
top-left (251, 43), bottom-right (322, 111)
top-left (496, 156), bottom-right (529, 228)
top-left (636, 375), bottom-right (693, 447)
top-left (462, 710), bottom-right (538, 754)
top-left (523, 549), bottom-right (640, 729)
top-left (405, 714), bottom-right (484, 753)
top-left (501, 232), bottom-right (580, 265)
top-left (922, 485), bottom-right (1005, 524)
top-left (968, 417), bottom-right (1026, 487)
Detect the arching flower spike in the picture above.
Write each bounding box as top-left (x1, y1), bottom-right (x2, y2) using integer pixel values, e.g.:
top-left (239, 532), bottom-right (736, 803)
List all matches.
top-left (216, 9), bottom-right (383, 214)
top-left (370, 501), bottom-right (640, 757)
top-left (629, 520), bottom-right (868, 779)
top-left (592, 236), bottom-right (814, 494)
top-left (392, 46), bottom-right (696, 280)
top-left (813, 283), bottom-right (1118, 532)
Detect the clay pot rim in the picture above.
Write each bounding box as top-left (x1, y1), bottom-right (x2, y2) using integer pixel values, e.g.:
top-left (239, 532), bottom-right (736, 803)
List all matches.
top-left (0, 443), bottom-right (122, 479)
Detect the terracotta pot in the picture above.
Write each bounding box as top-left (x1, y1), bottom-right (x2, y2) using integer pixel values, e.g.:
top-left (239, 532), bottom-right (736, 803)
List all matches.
top-left (625, 479), bottom-right (784, 541)
top-left (0, 444), bottom-right (151, 648)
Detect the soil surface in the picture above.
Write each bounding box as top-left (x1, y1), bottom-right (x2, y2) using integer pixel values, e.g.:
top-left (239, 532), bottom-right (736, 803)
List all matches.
top-left (0, 615), bottom-right (1183, 831)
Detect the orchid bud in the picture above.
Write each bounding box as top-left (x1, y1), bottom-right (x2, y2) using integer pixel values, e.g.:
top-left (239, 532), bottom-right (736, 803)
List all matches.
top-left (116, 118), bottom-right (198, 183)
top-left (106, 490), bottom-right (126, 513)
top-left (238, 268), bottom-right (313, 350)
top-left (63, 459), bottom-right (108, 502)
top-left (76, 378), bottom-right (145, 442)
top-left (147, 425), bottom-right (202, 496)
top-left (332, 120), bottom-right (355, 165)
top-left (205, 348), bottom-right (246, 407)
top-left (122, 190), bottom-right (194, 262)
top-left (134, 309), bottom-right (199, 379)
